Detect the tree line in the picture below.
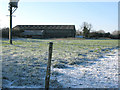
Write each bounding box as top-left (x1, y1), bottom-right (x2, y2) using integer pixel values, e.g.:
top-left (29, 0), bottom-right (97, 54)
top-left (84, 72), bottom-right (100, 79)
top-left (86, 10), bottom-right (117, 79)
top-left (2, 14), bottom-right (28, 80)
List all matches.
top-left (76, 22), bottom-right (120, 39)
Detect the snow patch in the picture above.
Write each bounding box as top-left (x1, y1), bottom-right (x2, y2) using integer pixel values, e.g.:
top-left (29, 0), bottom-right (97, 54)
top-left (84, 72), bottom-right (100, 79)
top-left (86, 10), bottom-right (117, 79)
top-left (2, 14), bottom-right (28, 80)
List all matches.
top-left (52, 49), bottom-right (119, 88)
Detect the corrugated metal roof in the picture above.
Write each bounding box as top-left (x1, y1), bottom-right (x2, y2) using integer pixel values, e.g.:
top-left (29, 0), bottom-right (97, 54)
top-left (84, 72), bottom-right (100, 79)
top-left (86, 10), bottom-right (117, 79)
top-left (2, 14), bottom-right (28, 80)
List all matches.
top-left (13, 25), bottom-right (75, 30)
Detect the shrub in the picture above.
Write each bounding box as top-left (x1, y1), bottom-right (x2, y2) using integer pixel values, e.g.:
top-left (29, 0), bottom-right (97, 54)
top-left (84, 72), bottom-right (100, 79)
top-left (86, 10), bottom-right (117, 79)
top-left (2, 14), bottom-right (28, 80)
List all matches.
top-left (0, 27), bottom-right (22, 38)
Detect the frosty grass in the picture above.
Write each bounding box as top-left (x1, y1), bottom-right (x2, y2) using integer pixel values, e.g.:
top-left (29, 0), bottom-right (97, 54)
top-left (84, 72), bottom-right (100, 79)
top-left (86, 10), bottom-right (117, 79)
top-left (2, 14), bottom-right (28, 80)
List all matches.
top-left (2, 38), bottom-right (119, 88)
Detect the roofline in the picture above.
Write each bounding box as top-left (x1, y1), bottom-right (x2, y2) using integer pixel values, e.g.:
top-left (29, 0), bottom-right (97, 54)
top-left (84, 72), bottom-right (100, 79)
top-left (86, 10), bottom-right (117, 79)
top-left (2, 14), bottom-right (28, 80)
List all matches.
top-left (13, 25), bottom-right (76, 30)
top-left (16, 25), bottom-right (75, 26)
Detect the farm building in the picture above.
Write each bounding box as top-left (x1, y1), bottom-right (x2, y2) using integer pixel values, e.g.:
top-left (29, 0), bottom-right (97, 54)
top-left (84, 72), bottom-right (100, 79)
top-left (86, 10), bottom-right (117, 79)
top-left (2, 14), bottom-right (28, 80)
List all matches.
top-left (13, 25), bottom-right (76, 38)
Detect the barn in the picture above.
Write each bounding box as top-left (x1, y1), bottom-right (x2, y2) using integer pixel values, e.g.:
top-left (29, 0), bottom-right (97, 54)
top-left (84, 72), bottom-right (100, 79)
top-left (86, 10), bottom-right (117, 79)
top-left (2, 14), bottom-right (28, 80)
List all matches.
top-left (13, 25), bottom-right (76, 38)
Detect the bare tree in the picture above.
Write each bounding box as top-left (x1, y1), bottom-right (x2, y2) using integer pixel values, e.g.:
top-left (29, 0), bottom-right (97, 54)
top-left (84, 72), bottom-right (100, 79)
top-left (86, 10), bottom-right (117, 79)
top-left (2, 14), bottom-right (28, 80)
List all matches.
top-left (97, 30), bottom-right (105, 34)
top-left (81, 22), bottom-right (92, 38)
top-left (76, 29), bottom-right (83, 36)
top-left (112, 30), bottom-right (120, 35)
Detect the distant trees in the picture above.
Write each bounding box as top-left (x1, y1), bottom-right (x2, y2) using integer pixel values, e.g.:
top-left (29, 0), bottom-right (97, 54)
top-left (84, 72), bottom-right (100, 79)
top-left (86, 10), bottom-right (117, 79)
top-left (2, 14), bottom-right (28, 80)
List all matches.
top-left (81, 22), bottom-right (92, 38)
top-left (110, 30), bottom-right (120, 39)
top-left (0, 27), bottom-right (21, 38)
top-left (76, 30), bottom-right (82, 36)
top-left (0, 27), bottom-right (9, 38)
top-left (112, 30), bottom-right (120, 35)
top-left (89, 30), bottom-right (111, 39)
top-left (97, 30), bottom-right (105, 34)
top-left (78, 22), bottom-right (119, 39)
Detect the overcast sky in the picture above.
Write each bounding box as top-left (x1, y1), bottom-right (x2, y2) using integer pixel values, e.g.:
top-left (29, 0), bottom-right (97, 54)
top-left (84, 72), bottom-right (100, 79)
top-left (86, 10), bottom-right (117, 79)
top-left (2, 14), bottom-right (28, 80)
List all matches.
top-left (0, 0), bottom-right (119, 33)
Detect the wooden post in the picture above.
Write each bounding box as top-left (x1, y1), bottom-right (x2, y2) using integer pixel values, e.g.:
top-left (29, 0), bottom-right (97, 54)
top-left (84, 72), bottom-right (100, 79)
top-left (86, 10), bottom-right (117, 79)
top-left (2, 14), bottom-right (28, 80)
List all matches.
top-left (45, 42), bottom-right (53, 90)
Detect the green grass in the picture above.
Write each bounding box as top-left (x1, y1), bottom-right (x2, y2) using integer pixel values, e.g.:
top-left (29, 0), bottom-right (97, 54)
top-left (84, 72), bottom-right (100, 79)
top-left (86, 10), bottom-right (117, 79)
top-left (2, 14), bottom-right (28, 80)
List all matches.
top-left (2, 39), bottom-right (118, 65)
top-left (2, 38), bottom-right (119, 87)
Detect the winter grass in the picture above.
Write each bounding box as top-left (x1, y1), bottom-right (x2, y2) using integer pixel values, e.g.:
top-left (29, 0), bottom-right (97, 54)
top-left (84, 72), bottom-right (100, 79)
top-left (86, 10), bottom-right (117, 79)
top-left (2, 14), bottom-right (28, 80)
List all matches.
top-left (52, 49), bottom-right (119, 88)
top-left (2, 38), bottom-right (119, 88)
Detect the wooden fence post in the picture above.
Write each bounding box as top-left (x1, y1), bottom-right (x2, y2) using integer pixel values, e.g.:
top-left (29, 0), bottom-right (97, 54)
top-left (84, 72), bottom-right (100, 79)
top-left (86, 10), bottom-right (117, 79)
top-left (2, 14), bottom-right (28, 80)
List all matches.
top-left (45, 42), bottom-right (53, 90)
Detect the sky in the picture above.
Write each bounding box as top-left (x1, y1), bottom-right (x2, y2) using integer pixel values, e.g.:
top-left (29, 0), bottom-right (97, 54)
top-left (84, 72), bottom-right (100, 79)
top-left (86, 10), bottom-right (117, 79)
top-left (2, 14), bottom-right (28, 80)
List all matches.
top-left (0, 0), bottom-right (119, 33)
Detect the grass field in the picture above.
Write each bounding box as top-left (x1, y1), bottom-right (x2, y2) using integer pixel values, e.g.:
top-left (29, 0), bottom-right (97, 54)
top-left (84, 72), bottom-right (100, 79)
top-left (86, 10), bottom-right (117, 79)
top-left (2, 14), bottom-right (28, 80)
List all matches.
top-left (1, 38), bottom-right (119, 88)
